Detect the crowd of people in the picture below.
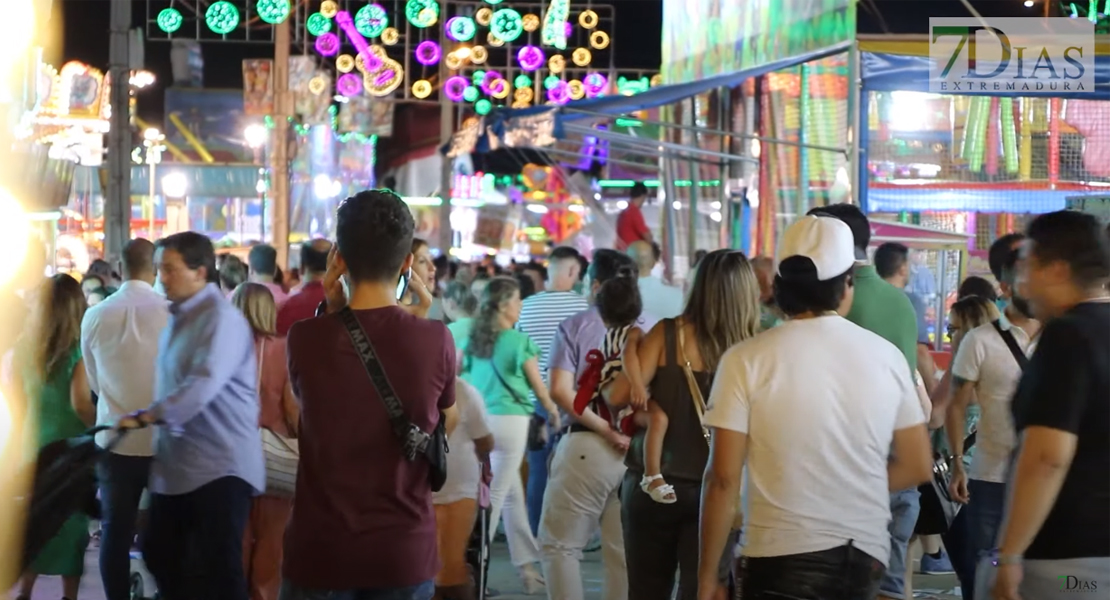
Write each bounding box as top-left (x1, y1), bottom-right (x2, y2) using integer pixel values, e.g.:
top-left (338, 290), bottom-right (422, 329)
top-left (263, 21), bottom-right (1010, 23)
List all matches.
top-left (4, 187), bottom-right (1108, 600)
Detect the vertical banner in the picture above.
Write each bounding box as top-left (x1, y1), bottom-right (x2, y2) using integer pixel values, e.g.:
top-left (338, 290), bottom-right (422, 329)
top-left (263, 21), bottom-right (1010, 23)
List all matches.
top-left (338, 97), bottom-right (395, 137)
top-left (289, 56), bottom-right (331, 125)
top-left (242, 59), bottom-right (274, 116)
top-left (473, 205), bottom-right (523, 250)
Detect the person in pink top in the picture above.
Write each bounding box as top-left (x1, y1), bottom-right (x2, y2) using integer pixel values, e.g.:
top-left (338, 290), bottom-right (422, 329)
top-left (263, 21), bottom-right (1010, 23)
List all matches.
top-left (231, 283), bottom-right (300, 600)
top-left (248, 244), bottom-right (289, 306)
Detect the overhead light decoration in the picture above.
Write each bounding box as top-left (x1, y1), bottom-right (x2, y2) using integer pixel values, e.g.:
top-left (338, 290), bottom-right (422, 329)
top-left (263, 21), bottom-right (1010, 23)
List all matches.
top-left (315, 32), bottom-right (341, 56)
top-left (354, 3), bottom-right (389, 37)
top-left (542, 0), bottom-right (570, 49)
top-left (382, 27), bottom-right (400, 45)
top-left (256, 0), bottom-right (291, 24)
top-left (412, 80), bottom-right (433, 99)
top-left (487, 32), bottom-right (505, 47)
top-left (480, 71), bottom-right (504, 95)
top-left (463, 86), bottom-right (480, 102)
top-left (475, 7), bottom-right (494, 26)
top-left (578, 10), bottom-right (598, 29)
top-left (319, 1), bottom-right (339, 18)
top-left (517, 46), bottom-right (545, 71)
top-left (337, 72), bottom-right (363, 96)
top-left (415, 41), bottom-right (442, 66)
top-left (445, 76), bottom-right (469, 102)
top-left (336, 54), bottom-right (356, 73)
top-left (405, 0), bottom-right (439, 28)
top-left (206, 1), bottom-right (240, 35)
top-left (470, 46), bottom-right (489, 64)
top-left (157, 8), bottom-right (184, 33)
top-left (515, 74), bottom-right (533, 88)
top-left (522, 14), bottom-right (540, 32)
top-left (548, 80), bottom-right (570, 104)
top-left (490, 8), bottom-right (524, 42)
top-left (567, 79), bottom-right (585, 100)
top-left (475, 99), bottom-right (493, 115)
top-left (584, 72), bottom-right (608, 97)
top-left (590, 31), bottom-right (610, 49)
top-left (548, 54), bottom-right (565, 74)
top-left (572, 48), bottom-right (592, 66)
top-left (446, 16), bottom-right (477, 41)
top-left (306, 12), bottom-right (332, 36)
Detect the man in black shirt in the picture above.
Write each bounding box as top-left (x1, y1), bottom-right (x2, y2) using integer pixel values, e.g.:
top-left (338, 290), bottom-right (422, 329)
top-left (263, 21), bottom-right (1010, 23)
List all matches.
top-left (992, 210), bottom-right (1110, 599)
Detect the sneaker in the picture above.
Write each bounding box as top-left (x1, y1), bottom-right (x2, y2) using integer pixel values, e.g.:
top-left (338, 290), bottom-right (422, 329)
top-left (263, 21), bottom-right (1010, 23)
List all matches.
top-left (920, 550), bottom-right (955, 575)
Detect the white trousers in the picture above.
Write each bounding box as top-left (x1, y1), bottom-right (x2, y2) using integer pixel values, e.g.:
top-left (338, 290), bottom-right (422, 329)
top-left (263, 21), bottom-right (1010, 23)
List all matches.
top-left (487, 414), bottom-right (541, 567)
top-left (538, 431), bottom-right (628, 600)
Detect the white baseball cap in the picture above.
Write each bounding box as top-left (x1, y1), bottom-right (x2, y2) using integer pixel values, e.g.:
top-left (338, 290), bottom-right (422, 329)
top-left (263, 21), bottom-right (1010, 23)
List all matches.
top-left (777, 216), bottom-right (856, 281)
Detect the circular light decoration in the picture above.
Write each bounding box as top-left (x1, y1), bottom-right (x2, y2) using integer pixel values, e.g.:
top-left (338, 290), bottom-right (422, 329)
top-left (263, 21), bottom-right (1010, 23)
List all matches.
top-left (470, 46), bottom-right (489, 64)
top-left (517, 46), bottom-right (544, 72)
top-left (337, 73), bottom-right (363, 96)
top-left (320, 0), bottom-right (339, 17)
top-left (444, 76), bottom-right (468, 102)
top-left (484, 0), bottom-right (504, 4)
top-left (415, 41), bottom-right (442, 66)
top-left (487, 32), bottom-right (505, 48)
top-left (548, 55), bottom-right (566, 74)
top-left (406, 0), bottom-right (438, 28)
top-left (446, 16), bottom-right (476, 42)
top-left (356, 49), bottom-right (385, 73)
top-left (412, 80), bottom-right (433, 99)
top-left (514, 75), bottom-right (532, 89)
top-left (490, 8), bottom-right (524, 43)
top-left (522, 14), bottom-right (540, 32)
top-left (567, 79), bottom-right (585, 100)
top-left (363, 53), bottom-right (405, 98)
top-left (650, 74), bottom-right (664, 87)
top-left (543, 75), bottom-right (560, 90)
top-left (306, 13), bottom-right (332, 36)
top-left (256, 0), bottom-right (291, 24)
top-left (157, 8), bottom-right (184, 33)
top-left (548, 80), bottom-right (570, 104)
top-left (475, 99), bottom-right (492, 116)
top-left (514, 87), bottom-right (534, 103)
top-left (308, 76), bottom-right (329, 95)
top-left (382, 27), bottom-right (400, 45)
top-left (490, 79), bottom-right (511, 100)
top-left (583, 72), bottom-right (608, 97)
top-left (471, 70), bottom-right (487, 87)
top-left (475, 7), bottom-right (493, 26)
top-left (315, 32), bottom-right (340, 56)
top-left (590, 31), bottom-right (610, 50)
top-left (572, 48), bottom-right (592, 67)
top-left (206, 1), bottom-right (240, 35)
top-left (512, 99), bottom-right (530, 109)
top-left (480, 71), bottom-right (503, 95)
top-left (444, 53), bottom-right (463, 70)
top-left (354, 4), bottom-right (389, 38)
top-left (336, 54), bottom-right (356, 73)
top-left (578, 10), bottom-right (598, 29)
top-left (463, 86), bottom-right (480, 103)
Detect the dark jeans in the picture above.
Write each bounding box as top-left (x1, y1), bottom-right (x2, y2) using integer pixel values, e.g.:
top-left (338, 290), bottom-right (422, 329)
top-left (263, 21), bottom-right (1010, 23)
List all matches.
top-left (738, 543), bottom-right (884, 600)
top-left (143, 476), bottom-right (254, 600)
top-left (944, 479), bottom-right (1006, 600)
top-left (620, 471), bottom-right (737, 600)
top-left (97, 453), bottom-right (152, 600)
top-left (526, 434), bottom-right (555, 536)
top-left (277, 580), bottom-right (434, 600)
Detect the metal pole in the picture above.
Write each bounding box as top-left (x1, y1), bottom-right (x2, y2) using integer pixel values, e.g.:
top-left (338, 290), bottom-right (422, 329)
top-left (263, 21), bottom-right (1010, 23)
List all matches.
top-left (847, 41), bottom-right (862, 208)
top-left (148, 158), bottom-right (156, 238)
top-left (271, 19), bottom-right (292, 267)
top-left (106, 0), bottom-right (131, 257)
top-left (437, 17), bottom-right (454, 253)
top-left (563, 124), bottom-right (761, 164)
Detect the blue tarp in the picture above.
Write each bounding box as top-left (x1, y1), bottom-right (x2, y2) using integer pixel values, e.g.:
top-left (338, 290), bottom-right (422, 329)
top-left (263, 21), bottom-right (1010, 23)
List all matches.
top-left (868, 185), bottom-right (1072, 213)
top-left (71, 164), bottom-right (263, 198)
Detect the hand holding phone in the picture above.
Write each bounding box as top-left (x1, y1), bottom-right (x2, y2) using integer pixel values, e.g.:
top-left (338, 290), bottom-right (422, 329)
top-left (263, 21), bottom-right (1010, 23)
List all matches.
top-left (323, 245), bottom-right (348, 313)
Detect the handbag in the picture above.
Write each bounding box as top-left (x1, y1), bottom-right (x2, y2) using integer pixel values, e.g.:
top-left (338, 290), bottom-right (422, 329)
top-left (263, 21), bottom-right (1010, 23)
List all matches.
top-left (338, 307), bottom-right (448, 492)
top-left (916, 430), bottom-right (976, 535)
top-left (486, 358), bottom-right (547, 451)
top-left (257, 338), bottom-right (300, 497)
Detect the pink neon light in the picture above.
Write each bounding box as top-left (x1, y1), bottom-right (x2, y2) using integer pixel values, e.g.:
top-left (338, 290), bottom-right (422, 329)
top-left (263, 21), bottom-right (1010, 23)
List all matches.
top-left (335, 11), bottom-right (372, 60)
top-left (444, 76), bottom-right (468, 102)
top-left (337, 73), bottom-right (363, 96)
top-left (315, 32), bottom-right (340, 57)
top-left (375, 69), bottom-right (396, 87)
top-left (480, 71), bottom-right (503, 95)
top-left (517, 46), bottom-right (544, 72)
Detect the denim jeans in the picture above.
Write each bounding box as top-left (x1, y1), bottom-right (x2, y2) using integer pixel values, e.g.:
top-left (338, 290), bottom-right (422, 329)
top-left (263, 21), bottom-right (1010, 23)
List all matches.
top-left (97, 453), bottom-right (152, 600)
top-left (738, 543), bottom-right (884, 600)
top-left (525, 433), bottom-right (555, 536)
top-left (878, 488), bottom-right (921, 599)
top-left (960, 480), bottom-right (1006, 600)
top-left (278, 580), bottom-right (435, 600)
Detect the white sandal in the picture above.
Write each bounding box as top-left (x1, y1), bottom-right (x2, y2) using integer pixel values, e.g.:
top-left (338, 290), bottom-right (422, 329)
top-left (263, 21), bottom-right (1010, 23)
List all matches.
top-left (640, 474), bottom-right (677, 504)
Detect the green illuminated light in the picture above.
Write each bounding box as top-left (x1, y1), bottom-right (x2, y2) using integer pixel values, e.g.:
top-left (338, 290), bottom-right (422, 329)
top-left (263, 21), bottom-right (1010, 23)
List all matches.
top-left (354, 3), bottom-right (389, 37)
top-left (514, 75), bottom-right (532, 89)
top-left (256, 0), bottom-right (291, 25)
top-left (472, 70), bottom-right (487, 87)
top-left (157, 8), bottom-right (184, 33)
top-left (598, 179), bottom-right (722, 188)
top-left (306, 13), bottom-right (332, 36)
top-left (206, 1), bottom-right (240, 35)
top-left (475, 99), bottom-right (493, 115)
top-left (543, 75), bottom-right (560, 90)
top-left (463, 86), bottom-right (480, 102)
top-left (615, 117), bottom-right (642, 127)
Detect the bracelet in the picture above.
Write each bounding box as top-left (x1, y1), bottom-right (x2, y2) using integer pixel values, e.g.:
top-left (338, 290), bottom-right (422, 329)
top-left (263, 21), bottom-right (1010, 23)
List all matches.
top-left (995, 553), bottom-right (1023, 566)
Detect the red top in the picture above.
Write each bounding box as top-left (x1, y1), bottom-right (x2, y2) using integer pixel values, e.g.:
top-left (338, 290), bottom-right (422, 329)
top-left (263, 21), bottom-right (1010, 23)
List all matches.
top-left (277, 281), bottom-right (326, 336)
top-left (616, 203), bottom-right (650, 250)
top-left (255, 336), bottom-right (292, 436)
top-left (283, 306), bottom-right (456, 589)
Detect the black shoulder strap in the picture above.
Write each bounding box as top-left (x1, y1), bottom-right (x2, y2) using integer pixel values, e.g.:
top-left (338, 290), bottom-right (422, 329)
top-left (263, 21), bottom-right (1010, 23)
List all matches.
top-left (991, 320), bottom-right (1030, 372)
top-left (337, 307), bottom-right (430, 461)
top-left (490, 361), bottom-right (528, 407)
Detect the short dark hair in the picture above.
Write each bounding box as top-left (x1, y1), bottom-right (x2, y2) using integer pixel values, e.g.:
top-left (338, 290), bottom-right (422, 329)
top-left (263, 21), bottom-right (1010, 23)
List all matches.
top-left (219, 254), bottom-right (248, 291)
top-left (157, 231), bottom-right (218, 284)
top-left (874, 242), bottom-right (909, 279)
top-left (336, 189), bottom-right (415, 283)
top-left (122, 238), bottom-right (155, 277)
top-left (516, 273), bottom-right (537, 300)
top-left (651, 242), bottom-right (663, 263)
top-left (773, 257), bottom-right (853, 316)
top-left (597, 270), bottom-right (642, 328)
top-left (1000, 248), bottom-right (1022, 285)
top-left (549, 246), bottom-right (580, 262)
top-left (957, 275), bottom-right (998, 302)
top-left (988, 233), bottom-right (1025, 281)
top-left (589, 249), bottom-right (636, 285)
top-left (808, 203), bottom-right (870, 252)
top-left (576, 254), bottom-right (589, 281)
top-left (300, 239), bottom-right (331, 275)
top-left (630, 182), bottom-right (648, 199)
top-left (248, 244), bottom-right (278, 277)
top-left (522, 260), bottom-right (547, 282)
top-left (1026, 210), bottom-right (1110, 288)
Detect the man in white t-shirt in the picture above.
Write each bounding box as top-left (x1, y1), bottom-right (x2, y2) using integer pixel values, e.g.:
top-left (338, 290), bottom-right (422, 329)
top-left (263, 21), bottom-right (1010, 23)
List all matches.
top-left (696, 216), bottom-right (933, 600)
top-left (945, 247), bottom-right (1039, 600)
top-left (628, 241), bottom-right (683, 319)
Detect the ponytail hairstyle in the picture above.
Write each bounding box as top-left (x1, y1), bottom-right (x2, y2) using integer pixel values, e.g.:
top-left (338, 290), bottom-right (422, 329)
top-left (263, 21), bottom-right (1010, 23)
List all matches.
top-left (596, 264), bottom-right (642, 329)
top-left (466, 276), bottom-right (520, 359)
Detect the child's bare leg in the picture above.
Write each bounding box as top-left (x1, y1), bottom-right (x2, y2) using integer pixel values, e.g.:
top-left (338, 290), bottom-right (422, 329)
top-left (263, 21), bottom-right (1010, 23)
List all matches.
top-left (641, 402), bottom-right (676, 503)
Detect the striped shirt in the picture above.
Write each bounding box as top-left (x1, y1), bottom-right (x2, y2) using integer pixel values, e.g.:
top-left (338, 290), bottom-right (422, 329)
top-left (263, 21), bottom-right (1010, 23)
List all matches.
top-left (516, 290), bottom-right (589, 372)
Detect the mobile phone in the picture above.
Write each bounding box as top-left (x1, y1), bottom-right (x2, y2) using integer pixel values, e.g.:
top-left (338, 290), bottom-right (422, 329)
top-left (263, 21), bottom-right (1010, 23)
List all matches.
top-left (396, 268), bottom-right (411, 300)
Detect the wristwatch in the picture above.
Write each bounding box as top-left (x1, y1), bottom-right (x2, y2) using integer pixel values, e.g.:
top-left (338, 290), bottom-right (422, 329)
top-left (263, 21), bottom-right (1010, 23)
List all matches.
top-left (995, 553), bottom-right (1023, 566)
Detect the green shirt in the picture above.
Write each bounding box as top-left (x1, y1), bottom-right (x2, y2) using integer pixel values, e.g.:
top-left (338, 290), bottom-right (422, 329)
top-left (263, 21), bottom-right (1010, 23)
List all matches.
top-left (447, 318), bottom-right (473, 346)
top-left (455, 326), bottom-right (540, 416)
top-left (845, 264), bottom-right (919, 374)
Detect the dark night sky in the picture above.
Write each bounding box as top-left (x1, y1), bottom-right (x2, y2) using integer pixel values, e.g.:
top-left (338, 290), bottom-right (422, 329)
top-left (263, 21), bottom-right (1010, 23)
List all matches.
top-left (57, 0), bottom-right (1046, 121)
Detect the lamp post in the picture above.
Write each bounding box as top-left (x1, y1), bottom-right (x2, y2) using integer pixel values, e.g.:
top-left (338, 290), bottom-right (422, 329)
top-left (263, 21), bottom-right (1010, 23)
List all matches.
top-left (142, 128), bottom-right (165, 239)
top-left (244, 124), bottom-right (268, 242)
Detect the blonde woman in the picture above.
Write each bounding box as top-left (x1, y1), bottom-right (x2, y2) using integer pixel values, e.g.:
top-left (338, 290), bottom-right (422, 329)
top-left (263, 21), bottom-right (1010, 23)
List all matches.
top-left (231, 283), bottom-right (299, 600)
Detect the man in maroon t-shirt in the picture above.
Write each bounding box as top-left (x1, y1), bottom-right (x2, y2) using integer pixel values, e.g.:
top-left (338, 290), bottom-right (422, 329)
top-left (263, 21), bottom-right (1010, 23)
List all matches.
top-left (615, 182), bottom-right (654, 251)
top-left (276, 238), bottom-right (331, 336)
top-left (281, 190), bottom-right (458, 600)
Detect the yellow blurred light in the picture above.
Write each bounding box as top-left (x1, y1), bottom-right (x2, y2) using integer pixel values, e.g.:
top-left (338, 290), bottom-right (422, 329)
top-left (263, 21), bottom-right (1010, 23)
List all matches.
top-left (412, 80), bottom-right (433, 99)
top-left (572, 48), bottom-right (592, 67)
top-left (590, 31), bottom-right (610, 50)
top-left (476, 7), bottom-right (493, 26)
top-left (578, 10), bottom-right (598, 29)
top-left (522, 14), bottom-right (540, 32)
top-left (320, 1), bottom-right (339, 18)
top-left (0, 188), bottom-right (30, 287)
top-left (470, 46), bottom-right (488, 64)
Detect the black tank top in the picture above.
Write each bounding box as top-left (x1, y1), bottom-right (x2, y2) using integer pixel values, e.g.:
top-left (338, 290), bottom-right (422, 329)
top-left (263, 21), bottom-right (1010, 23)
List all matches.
top-left (624, 318), bottom-right (714, 484)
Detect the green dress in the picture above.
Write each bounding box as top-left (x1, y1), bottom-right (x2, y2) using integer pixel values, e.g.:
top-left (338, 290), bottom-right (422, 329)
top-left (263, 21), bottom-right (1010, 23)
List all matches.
top-left (21, 345), bottom-right (90, 577)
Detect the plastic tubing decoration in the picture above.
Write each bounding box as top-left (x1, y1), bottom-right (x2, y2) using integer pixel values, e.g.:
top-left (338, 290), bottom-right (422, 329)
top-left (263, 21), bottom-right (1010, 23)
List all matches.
top-left (959, 97), bottom-right (977, 161)
top-left (444, 76), bottom-right (469, 102)
top-left (315, 32), bottom-right (341, 57)
top-left (1048, 98), bottom-right (1061, 186)
top-left (337, 72), bottom-right (363, 96)
top-left (1000, 98), bottom-right (1019, 175)
top-left (1019, 99), bottom-right (1034, 181)
top-left (415, 41), bottom-right (441, 66)
top-left (965, 97), bottom-right (989, 173)
top-left (984, 97), bottom-right (1001, 177)
top-left (517, 46), bottom-right (545, 71)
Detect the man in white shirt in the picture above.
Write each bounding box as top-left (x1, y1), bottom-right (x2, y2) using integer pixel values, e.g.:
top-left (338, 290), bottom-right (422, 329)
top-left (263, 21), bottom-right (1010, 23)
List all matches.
top-left (81, 238), bottom-right (169, 600)
top-left (696, 216), bottom-right (933, 599)
top-left (945, 247), bottom-right (1039, 600)
top-left (628, 241), bottom-right (683, 319)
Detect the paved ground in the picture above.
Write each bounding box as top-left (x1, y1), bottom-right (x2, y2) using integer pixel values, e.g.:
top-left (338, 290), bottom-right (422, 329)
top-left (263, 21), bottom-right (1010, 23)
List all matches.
top-left (15, 541), bottom-right (961, 600)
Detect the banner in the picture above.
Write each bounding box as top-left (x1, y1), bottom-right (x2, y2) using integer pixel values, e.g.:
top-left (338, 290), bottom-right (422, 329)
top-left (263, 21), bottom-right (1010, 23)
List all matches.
top-left (289, 56), bottom-right (331, 125)
top-left (337, 96), bottom-right (395, 137)
top-left (473, 205), bottom-right (522, 250)
top-left (242, 59), bottom-right (274, 116)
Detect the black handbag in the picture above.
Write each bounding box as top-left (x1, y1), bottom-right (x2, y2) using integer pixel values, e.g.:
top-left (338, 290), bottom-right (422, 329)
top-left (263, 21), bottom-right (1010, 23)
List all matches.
top-left (916, 431), bottom-right (976, 535)
top-left (338, 307), bottom-right (448, 492)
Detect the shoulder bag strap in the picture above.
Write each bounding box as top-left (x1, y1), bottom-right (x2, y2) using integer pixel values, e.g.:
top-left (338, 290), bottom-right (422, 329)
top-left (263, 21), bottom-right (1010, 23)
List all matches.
top-left (489, 360), bottom-right (529, 408)
top-left (991, 320), bottom-right (1030, 372)
top-left (676, 318), bottom-right (711, 445)
top-left (337, 307), bottom-right (430, 461)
